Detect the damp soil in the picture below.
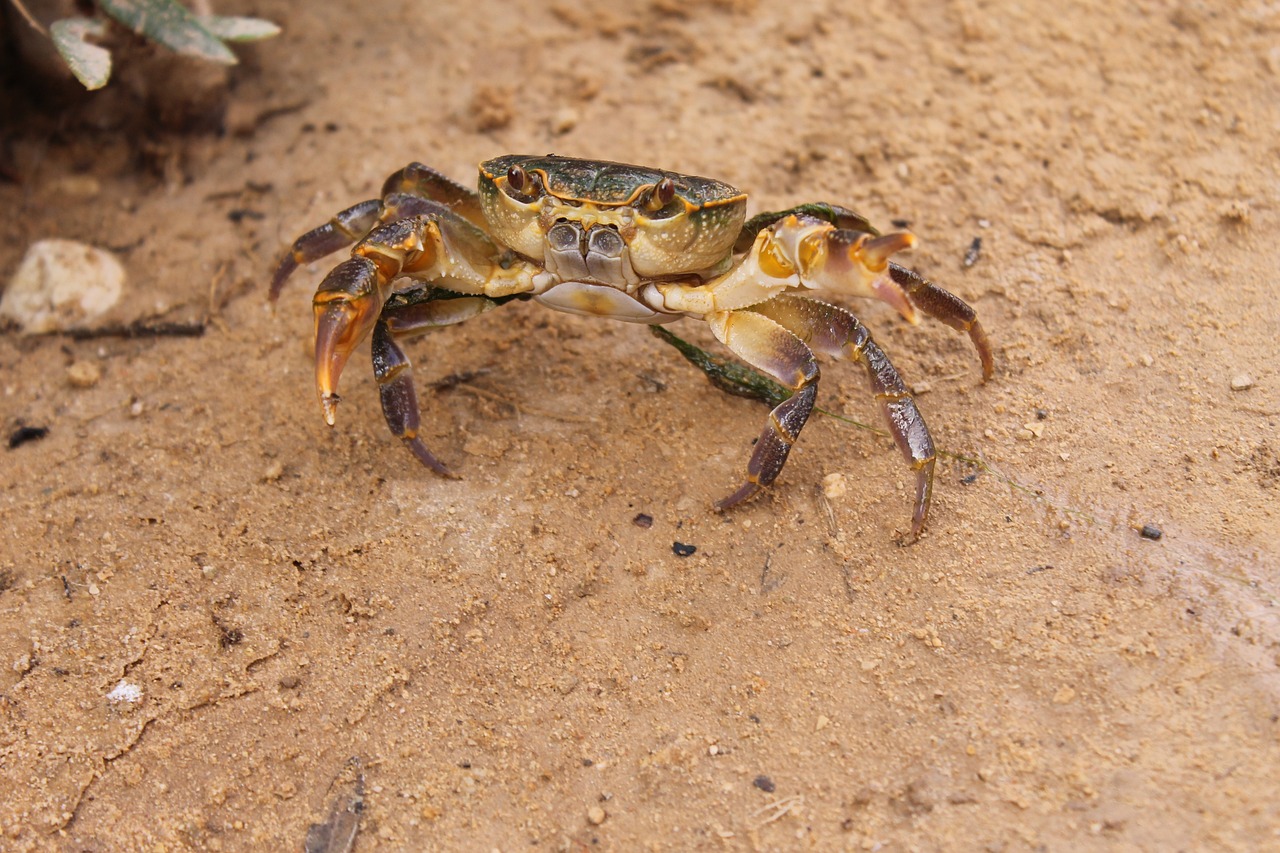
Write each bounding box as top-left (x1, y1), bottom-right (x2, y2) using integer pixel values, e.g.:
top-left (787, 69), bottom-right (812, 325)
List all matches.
top-left (1, 1), bottom-right (1278, 850)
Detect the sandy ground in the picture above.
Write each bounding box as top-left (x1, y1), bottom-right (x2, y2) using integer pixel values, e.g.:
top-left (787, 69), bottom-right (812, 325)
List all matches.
top-left (1, 0), bottom-right (1278, 849)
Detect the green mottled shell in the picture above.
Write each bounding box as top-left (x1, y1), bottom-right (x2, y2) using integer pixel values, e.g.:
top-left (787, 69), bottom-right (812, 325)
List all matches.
top-left (479, 155), bottom-right (744, 208)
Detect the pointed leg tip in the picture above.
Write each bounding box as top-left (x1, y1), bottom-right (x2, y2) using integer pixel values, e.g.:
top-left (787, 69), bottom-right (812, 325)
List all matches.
top-left (321, 393), bottom-right (340, 426)
top-left (715, 481), bottom-right (761, 511)
top-left (269, 255), bottom-right (299, 302)
top-left (406, 437), bottom-right (456, 479)
top-left (969, 322), bottom-right (995, 381)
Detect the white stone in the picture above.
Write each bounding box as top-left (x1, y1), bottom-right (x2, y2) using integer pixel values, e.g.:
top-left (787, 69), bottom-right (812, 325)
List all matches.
top-left (106, 679), bottom-right (143, 704)
top-left (1, 239), bottom-right (125, 333)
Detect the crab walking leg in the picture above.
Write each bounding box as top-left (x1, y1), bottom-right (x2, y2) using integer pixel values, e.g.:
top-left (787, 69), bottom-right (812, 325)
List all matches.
top-left (380, 162), bottom-right (486, 228)
top-left (748, 294), bottom-right (936, 540)
top-left (372, 296), bottom-right (500, 477)
top-left (270, 190), bottom-right (483, 302)
top-left (313, 213), bottom-right (506, 426)
top-left (705, 310), bottom-right (821, 510)
top-left (888, 262), bottom-right (994, 380)
top-left (270, 198), bottom-right (383, 302)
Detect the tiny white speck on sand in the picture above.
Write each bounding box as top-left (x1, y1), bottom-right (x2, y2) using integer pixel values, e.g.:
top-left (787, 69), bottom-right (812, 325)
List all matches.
top-left (107, 680), bottom-right (143, 704)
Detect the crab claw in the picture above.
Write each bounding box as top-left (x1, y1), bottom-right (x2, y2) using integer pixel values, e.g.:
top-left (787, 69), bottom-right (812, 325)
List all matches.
top-left (858, 231), bottom-right (916, 272)
top-left (872, 274), bottom-right (920, 325)
top-left (853, 232), bottom-right (919, 324)
top-left (313, 257), bottom-right (388, 425)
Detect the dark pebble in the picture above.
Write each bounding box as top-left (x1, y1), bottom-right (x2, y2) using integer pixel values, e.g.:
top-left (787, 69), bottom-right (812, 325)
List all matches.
top-left (633, 513), bottom-right (654, 529)
top-left (1140, 524), bottom-right (1163, 541)
top-left (963, 236), bottom-right (982, 268)
top-left (753, 775), bottom-right (776, 793)
top-left (672, 541), bottom-right (697, 557)
top-left (226, 208), bottom-right (265, 223)
top-left (960, 473), bottom-right (979, 485)
top-left (8, 425), bottom-right (49, 449)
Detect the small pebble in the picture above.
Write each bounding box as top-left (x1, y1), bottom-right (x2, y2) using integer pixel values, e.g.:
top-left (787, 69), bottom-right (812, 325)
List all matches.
top-left (51, 175), bottom-right (102, 199)
top-left (672, 541), bottom-right (697, 557)
top-left (262, 460), bottom-right (285, 482)
top-left (106, 679), bottom-right (142, 703)
top-left (632, 513), bottom-right (653, 529)
top-left (753, 775), bottom-right (776, 793)
top-left (1230, 374), bottom-right (1254, 391)
top-left (1139, 524), bottom-right (1163, 541)
top-left (587, 806), bottom-right (607, 826)
top-left (552, 107), bottom-right (580, 135)
top-left (963, 236), bottom-right (982, 268)
top-left (0, 239), bottom-right (125, 333)
top-left (822, 472), bottom-right (848, 499)
top-left (8, 425), bottom-right (49, 449)
top-left (67, 361), bottom-right (101, 388)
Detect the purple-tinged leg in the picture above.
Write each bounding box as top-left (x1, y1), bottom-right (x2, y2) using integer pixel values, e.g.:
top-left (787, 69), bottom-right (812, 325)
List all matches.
top-left (749, 295), bottom-right (936, 541)
top-left (889, 262), bottom-right (994, 380)
top-left (705, 310), bottom-right (821, 510)
top-left (371, 295), bottom-right (500, 476)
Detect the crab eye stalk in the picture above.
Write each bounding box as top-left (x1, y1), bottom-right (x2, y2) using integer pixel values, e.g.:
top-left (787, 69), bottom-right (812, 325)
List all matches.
top-left (503, 164), bottom-right (541, 202)
top-left (644, 177), bottom-right (677, 212)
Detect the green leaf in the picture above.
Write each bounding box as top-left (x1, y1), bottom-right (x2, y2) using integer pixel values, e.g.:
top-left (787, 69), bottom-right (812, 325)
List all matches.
top-left (650, 325), bottom-right (792, 408)
top-left (98, 0), bottom-right (238, 64)
top-left (50, 17), bottom-right (112, 90)
top-left (197, 15), bottom-right (281, 42)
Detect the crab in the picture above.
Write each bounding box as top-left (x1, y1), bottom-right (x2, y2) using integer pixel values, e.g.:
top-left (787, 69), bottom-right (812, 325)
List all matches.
top-left (270, 155), bottom-right (993, 540)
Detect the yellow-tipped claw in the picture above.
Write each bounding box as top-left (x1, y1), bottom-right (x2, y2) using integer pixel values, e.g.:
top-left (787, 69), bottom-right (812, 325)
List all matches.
top-left (872, 276), bottom-right (920, 324)
top-left (314, 299), bottom-right (361, 426)
top-left (859, 232), bottom-right (917, 272)
top-left (312, 257), bottom-right (386, 425)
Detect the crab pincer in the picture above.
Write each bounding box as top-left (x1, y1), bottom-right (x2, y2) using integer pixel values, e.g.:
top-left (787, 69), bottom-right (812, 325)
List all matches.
top-left (312, 257), bottom-right (388, 425)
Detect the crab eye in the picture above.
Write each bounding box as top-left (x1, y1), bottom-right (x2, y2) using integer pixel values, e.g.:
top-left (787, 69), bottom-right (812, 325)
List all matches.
top-left (502, 164), bottom-right (543, 202)
top-left (644, 177), bottom-right (677, 212)
top-left (506, 165), bottom-right (527, 192)
top-left (656, 177), bottom-right (676, 206)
